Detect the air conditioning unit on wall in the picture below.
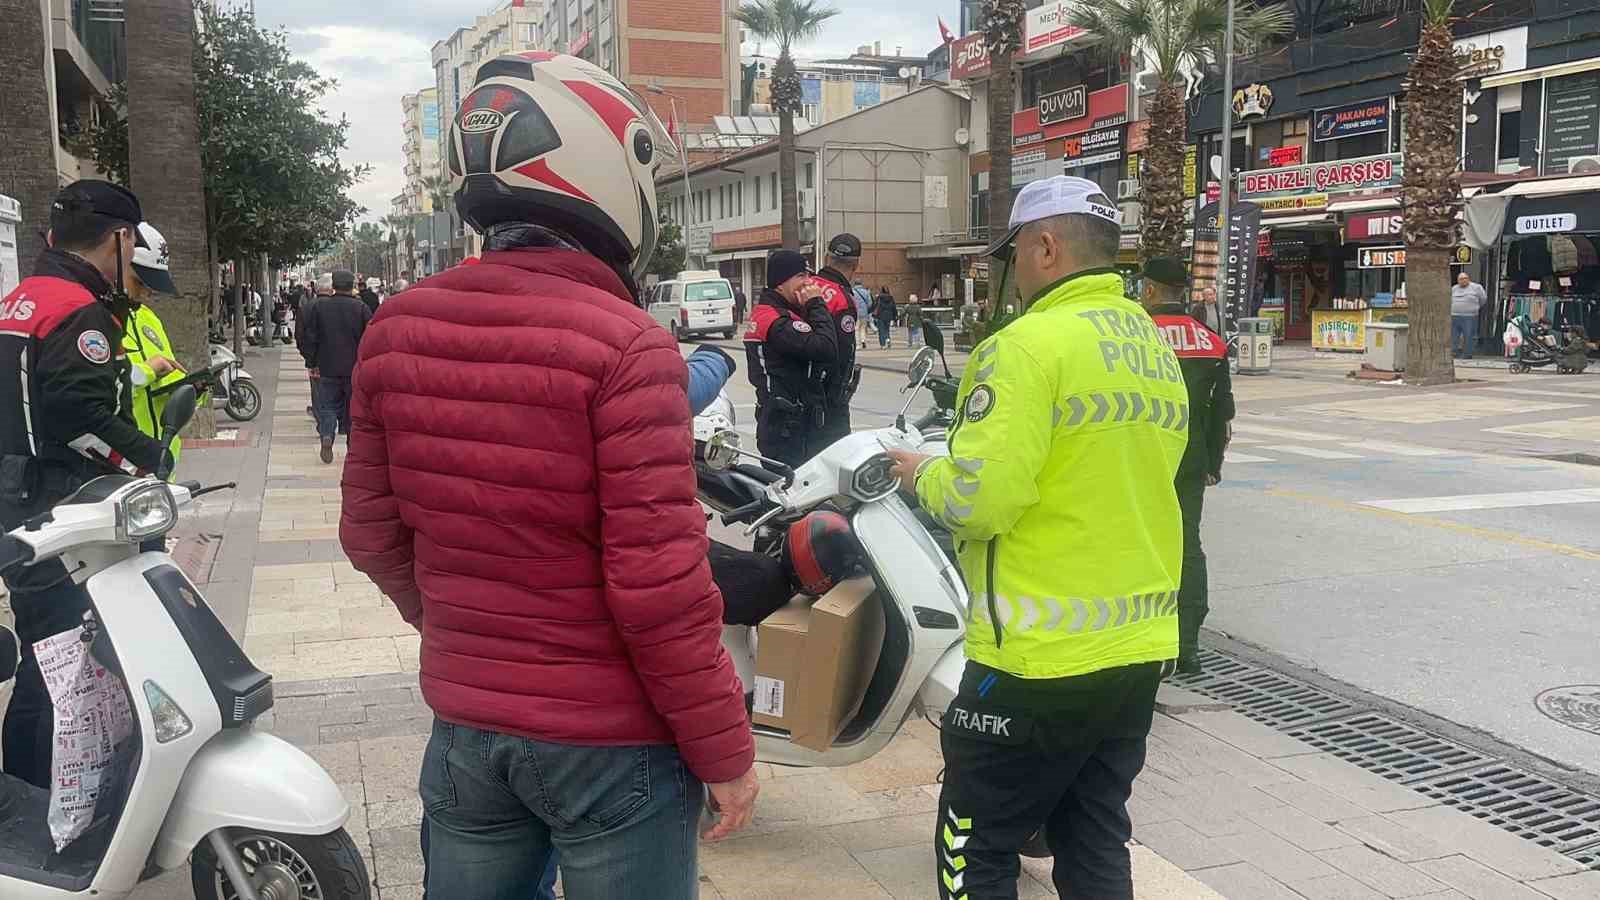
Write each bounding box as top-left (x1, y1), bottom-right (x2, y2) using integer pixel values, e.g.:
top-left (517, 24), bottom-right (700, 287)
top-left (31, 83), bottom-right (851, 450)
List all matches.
top-left (1117, 179), bottom-right (1140, 201)
top-left (797, 188), bottom-right (816, 218)
top-left (1568, 155), bottom-right (1600, 175)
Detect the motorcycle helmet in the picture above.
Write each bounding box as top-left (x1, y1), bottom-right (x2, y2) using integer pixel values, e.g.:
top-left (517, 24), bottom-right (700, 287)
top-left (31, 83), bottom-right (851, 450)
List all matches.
top-left (131, 221), bottom-right (176, 295)
top-left (783, 511), bottom-right (867, 596)
top-left (447, 52), bottom-right (672, 284)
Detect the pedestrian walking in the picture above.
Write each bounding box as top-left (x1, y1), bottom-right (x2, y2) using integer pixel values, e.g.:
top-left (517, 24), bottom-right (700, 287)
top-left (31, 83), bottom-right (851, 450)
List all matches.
top-left (744, 249), bottom-right (838, 466)
top-left (0, 180), bottom-right (171, 788)
top-left (905, 295), bottom-right (923, 348)
top-left (339, 55), bottom-right (757, 900)
top-left (298, 274), bottom-right (332, 419)
top-left (811, 232), bottom-right (864, 448)
top-left (1142, 257), bottom-right (1236, 674)
top-left (733, 284), bottom-right (747, 324)
top-left (1452, 272), bottom-right (1488, 359)
top-left (887, 176), bottom-right (1188, 900)
top-left (299, 269), bottom-right (371, 463)
top-left (360, 277), bottom-right (382, 314)
top-left (853, 280), bottom-right (872, 351)
top-left (872, 286), bottom-right (897, 349)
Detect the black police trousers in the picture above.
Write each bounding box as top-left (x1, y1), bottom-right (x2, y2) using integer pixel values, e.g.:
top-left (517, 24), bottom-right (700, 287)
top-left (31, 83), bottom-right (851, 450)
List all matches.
top-left (936, 661), bottom-right (1161, 900)
top-left (2, 561), bottom-right (91, 789)
top-left (1176, 473), bottom-right (1209, 659)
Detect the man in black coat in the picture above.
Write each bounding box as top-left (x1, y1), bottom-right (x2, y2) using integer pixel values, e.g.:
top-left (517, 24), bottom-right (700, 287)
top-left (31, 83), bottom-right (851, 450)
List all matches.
top-left (301, 269), bottom-right (372, 463)
top-left (1142, 257), bottom-right (1235, 674)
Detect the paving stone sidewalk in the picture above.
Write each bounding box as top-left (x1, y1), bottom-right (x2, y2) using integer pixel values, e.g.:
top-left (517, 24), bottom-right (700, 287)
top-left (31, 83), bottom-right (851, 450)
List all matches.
top-left (113, 347), bottom-right (1597, 899)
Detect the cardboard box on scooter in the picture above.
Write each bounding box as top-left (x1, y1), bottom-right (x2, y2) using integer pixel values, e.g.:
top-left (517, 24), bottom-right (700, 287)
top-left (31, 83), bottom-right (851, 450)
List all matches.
top-left (751, 578), bottom-right (884, 751)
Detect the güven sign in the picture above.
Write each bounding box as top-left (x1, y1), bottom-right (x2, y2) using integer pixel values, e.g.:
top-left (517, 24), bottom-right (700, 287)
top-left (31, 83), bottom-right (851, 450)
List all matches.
top-left (1039, 86), bottom-right (1087, 126)
top-left (1239, 153), bottom-right (1402, 199)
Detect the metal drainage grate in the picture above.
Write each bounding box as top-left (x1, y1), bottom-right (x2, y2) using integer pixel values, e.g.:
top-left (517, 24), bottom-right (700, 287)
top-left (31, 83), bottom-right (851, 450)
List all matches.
top-left (1414, 764), bottom-right (1600, 854)
top-left (1567, 840), bottom-right (1600, 869)
top-left (1287, 714), bottom-right (1494, 784)
top-left (1171, 650), bottom-right (1357, 730)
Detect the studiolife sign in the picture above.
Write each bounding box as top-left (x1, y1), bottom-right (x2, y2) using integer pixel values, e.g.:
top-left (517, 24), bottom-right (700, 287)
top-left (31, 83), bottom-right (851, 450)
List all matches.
top-left (1314, 98), bottom-right (1390, 142)
top-left (1358, 245), bottom-right (1407, 268)
top-left (1039, 85), bottom-right (1087, 127)
top-left (1516, 213), bottom-right (1578, 234)
top-left (1063, 127), bottom-right (1123, 169)
top-left (1196, 200), bottom-right (1264, 326)
top-left (950, 33), bottom-right (990, 80)
top-left (1453, 26), bottom-right (1528, 81)
top-left (1239, 153), bottom-right (1402, 199)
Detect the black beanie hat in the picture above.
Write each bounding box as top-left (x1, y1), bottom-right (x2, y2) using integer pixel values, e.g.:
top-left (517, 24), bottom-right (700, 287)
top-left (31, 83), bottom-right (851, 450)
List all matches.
top-left (766, 250), bottom-right (809, 289)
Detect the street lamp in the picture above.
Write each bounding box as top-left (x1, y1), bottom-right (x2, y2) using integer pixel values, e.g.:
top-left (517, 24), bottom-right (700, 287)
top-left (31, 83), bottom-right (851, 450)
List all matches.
top-left (647, 83), bottom-right (695, 263)
top-left (1217, 0), bottom-right (1238, 337)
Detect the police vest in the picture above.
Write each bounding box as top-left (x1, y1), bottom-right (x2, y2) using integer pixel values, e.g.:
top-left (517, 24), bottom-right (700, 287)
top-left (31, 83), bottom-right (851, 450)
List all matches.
top-left (915, 271), bottom-right (1187, 679)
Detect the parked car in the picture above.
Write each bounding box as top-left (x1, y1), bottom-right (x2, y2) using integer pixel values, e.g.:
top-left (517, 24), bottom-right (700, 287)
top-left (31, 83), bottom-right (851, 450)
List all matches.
top-left (647, 271), bottom-right (737, 340)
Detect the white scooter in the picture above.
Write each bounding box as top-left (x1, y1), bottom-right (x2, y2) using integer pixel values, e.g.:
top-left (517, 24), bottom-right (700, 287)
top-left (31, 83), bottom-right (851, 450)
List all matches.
top-left (0, 386), bottom-right (368, 900)
top-left (697, 348), bottom-right (971, 769)
top-left (206, 344), bottom-right (261, 423)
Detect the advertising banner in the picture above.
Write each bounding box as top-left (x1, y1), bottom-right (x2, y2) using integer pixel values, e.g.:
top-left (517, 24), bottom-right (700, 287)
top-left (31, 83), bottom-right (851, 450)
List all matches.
top-left (1012, 83), bottom-right (1129, 148)
top-left (1313, 98), bottom-right (1390, 142)
top-left (1345, 210), bottom-right (1404, 240)
top-left (950, 34), bottom-right (990, 80)
top-left (1358, 245), bottom-right (1407, 268)
top-left (1194, 200), bottom-right (1263, 327)
top-left (1039, 85), bottom-right (1088, 126)
top-left (1063, 127), bottom-right (1123, 169)
top-left (1025, 1), bottom-right (1089, 54)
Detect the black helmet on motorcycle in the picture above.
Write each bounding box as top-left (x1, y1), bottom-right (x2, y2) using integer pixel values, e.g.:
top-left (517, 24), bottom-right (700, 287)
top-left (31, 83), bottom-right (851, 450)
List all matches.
top-left (783, 511), bottom-right (866, 596)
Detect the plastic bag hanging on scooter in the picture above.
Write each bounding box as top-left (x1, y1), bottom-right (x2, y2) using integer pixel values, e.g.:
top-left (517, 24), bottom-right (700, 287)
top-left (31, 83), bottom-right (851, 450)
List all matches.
top-left (36, 627), bottom-right (135, 852)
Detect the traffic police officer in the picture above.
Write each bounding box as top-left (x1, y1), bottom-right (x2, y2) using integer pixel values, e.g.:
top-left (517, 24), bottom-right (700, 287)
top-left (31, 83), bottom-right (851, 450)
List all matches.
top-left (743, 249), bottom-right (838, 466)
top-left (124, 222), bottom-right (187, 467)
top-left (1141, 257), bottom-right (1235, 674)
top-left (0, 180), bottom-right (170, 788)
top-left (810, 233), bottom-right (864, 446)
top-left (888, 177), bottom-right (1189, 899)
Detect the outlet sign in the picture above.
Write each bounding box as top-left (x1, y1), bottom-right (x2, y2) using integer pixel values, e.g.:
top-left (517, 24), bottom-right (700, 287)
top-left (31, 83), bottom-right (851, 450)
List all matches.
top-left (1516, 213), bottom-right (1578, 234)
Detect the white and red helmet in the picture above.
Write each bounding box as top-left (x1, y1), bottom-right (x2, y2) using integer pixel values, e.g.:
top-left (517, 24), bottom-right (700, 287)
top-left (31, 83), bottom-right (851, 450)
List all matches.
top-left (448, 52), bottom-right (672, 281)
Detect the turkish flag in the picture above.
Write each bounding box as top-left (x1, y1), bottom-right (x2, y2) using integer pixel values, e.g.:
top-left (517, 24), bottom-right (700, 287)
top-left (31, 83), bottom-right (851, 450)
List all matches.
top-left (938, 17), bottom-right (955, 45)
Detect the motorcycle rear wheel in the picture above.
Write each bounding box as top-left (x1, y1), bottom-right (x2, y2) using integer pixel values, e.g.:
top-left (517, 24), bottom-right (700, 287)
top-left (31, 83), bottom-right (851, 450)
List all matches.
top-left (224, 380), bottom-right (262, 422)
top-left (191, 828), bottom-right (371, 900)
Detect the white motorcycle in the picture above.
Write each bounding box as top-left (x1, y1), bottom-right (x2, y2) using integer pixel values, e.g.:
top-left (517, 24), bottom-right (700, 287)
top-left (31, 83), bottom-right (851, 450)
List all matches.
top-left (0, 386), bottom-right (368, 900)
top-left (208, 344), bottom-right (261, 423)
top-left (697, 348), bottom-right (971, 768)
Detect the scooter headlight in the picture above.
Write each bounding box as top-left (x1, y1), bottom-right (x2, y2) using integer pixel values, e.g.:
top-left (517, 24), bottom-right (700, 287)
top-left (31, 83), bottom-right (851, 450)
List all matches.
top-left (116, 482), bottom-right (178, 542)
top-left (849, 454), bottom-right (899, 502)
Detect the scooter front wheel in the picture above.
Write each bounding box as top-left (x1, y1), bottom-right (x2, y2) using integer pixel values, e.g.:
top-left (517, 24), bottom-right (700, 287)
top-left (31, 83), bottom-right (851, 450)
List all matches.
top-left (225, 380), bottom-right (263, 422)
top-left (191, 828), bottom-right (372, 900)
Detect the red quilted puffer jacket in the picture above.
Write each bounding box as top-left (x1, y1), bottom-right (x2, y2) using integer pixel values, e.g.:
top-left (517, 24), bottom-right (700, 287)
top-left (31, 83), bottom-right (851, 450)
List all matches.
top-left (339, 247), bottom-right (753, 784)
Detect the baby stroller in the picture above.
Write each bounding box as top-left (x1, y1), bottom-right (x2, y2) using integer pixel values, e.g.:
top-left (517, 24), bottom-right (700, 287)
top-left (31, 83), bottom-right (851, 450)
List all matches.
top-left (1504, 315), bottom-right (1589, 374)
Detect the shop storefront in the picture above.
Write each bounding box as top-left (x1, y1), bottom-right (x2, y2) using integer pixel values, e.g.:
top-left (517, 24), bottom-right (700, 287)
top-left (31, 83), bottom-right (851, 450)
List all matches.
top-left (1497, 188), bottom-right (1600, 341)
top-left (1012, 83), bottom-right (1130, 199)
top-left (707, 224), bottom-right (786, 298)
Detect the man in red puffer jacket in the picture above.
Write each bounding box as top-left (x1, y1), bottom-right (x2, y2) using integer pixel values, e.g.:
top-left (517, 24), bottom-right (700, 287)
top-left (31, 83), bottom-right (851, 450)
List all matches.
top-left (339, 53), bottom-right (756, 899)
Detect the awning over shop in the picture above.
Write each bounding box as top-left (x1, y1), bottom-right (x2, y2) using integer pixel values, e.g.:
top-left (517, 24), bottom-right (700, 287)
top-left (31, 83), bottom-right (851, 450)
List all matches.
top-left (1261, 213), bottom-right (1335, 230)
top-left (1497, 176), bottom-right (1600, 198)
top-left (1500, 191), bottom-right (1600, 236)
top-left (906, 242), bottom-right (989, 260)
top-left (705, 249), bottom-right (771, 262)
top-left (1327, 196), bottom-right (1399, 213)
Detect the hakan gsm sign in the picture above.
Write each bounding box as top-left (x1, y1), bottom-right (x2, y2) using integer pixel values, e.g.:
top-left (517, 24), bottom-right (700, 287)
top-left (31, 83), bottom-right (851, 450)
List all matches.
top-left (1239, 153), bottom-right (1401, 199)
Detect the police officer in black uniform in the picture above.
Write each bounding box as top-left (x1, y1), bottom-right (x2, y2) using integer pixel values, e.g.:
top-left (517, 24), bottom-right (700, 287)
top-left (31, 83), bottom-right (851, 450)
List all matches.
top-left (742, 250), bottom-right (838, 467)
top-left (0, 181), bottom-right (171, 787)
top-left (1141, 257), bottom-right (1235, 674)
top-left (811, 233), bottom-right (864, 447)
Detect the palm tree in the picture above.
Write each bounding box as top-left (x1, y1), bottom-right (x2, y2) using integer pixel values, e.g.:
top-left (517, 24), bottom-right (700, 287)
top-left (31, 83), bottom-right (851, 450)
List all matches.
top-left (0, 0), bottom-right (62, 278)
top-left (1400, 0), bottom-right (1461, 386)
top-left (980, 0), bottom-right (1026, 264)
top-left (1073, 0), bottom-right (1292, 260)
top-left (126, 0), bottom-right (216, 431)
top-left (734, 0), bottom-right (839, 251)
top-left (421, 174), bottom-right (452, 273)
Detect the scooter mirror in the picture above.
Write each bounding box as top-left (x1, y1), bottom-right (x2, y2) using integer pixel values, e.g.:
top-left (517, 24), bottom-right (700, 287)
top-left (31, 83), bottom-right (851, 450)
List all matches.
top-left (160, 384), bottom-right (199, 443)
top-left (907, 347), bottom-right (939, 387)
top-left (704, 429), bottom-right (743, 472)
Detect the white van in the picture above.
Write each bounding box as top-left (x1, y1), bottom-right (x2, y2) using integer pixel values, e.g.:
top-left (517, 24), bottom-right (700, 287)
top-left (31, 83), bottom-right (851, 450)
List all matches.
top-left (647, 271), bottom-right (737, 340)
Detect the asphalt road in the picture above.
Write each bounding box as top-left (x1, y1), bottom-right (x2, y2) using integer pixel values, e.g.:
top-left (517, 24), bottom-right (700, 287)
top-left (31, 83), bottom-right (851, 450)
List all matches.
top-left (694, 341), bottom-right (1600, 780)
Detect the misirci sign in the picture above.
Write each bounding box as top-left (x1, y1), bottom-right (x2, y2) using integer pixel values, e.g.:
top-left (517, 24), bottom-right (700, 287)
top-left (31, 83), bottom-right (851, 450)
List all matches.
top-left (1238, 153), bottom-right (1403, 199)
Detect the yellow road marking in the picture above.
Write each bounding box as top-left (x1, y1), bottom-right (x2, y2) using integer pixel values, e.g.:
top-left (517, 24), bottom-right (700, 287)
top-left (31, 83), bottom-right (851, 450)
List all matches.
top-left (1263, 488), bottom-right (1600, 562)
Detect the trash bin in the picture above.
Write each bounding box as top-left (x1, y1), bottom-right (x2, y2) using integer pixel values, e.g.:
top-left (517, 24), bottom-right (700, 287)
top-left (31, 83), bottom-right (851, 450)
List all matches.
top-left (1236, 317), bottom-right (1274, 375)
top-left (1366, 322), bottom-right (1409, 371)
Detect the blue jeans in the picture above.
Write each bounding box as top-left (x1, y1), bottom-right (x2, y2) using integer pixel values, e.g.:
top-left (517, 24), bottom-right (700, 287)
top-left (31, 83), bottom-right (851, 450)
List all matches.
top-left (1451, 315), bottom-right (1478, 357)
top-left (418, 719), bottom-right (704, 900)
top-left (875, 319), bottom-right (891, 347)
top-left (314, 375), bottom-right (351, 441)
top-left (422, 819), bottom-right (557, 899)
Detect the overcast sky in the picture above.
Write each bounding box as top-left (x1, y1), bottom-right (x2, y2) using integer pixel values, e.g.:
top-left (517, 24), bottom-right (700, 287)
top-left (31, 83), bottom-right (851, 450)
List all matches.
top-left (254, 1), bottom-right (956, 223)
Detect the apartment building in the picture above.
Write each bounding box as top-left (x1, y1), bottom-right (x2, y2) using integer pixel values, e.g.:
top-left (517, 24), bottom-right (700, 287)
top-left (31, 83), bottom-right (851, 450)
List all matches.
top-left (538, 0), bottom-right (740, 126)
top-left (745, 44), bottom-right (929, 126)
top-left (398, 88), bottom-right (441, 214)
